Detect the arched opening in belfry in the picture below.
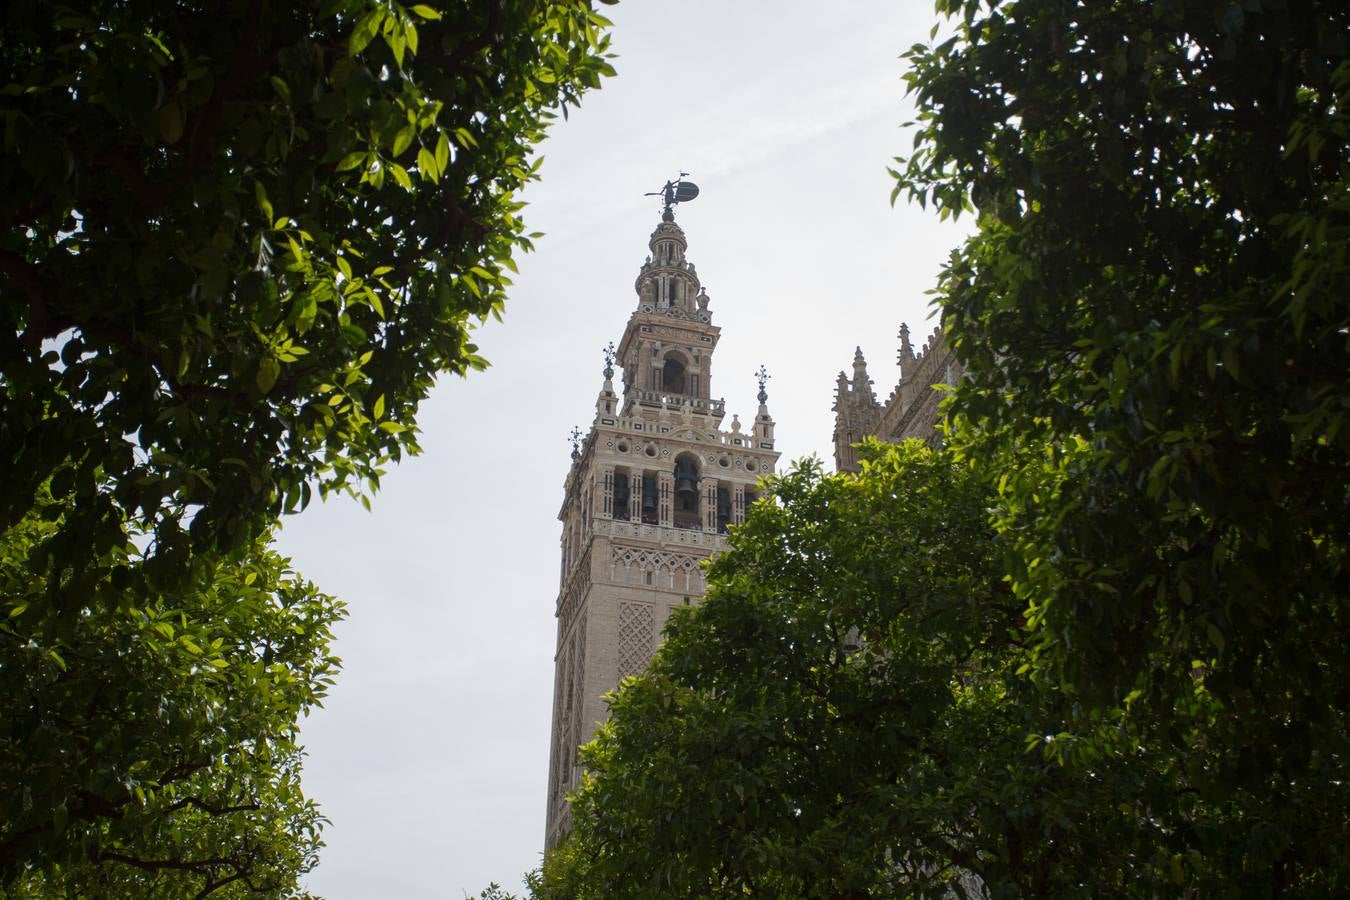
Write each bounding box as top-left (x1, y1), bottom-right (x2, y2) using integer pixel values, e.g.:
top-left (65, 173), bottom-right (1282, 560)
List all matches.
top-left (613, 469), bottom-right (630, 521)
top-left (716, 483), bottom-right (732, 533)
top-left (673, 453), bottom-right (701, 529)
top-left (640, 469), bottom-right (659, 525)
top-left (662, 353), bottom-right (687, 395)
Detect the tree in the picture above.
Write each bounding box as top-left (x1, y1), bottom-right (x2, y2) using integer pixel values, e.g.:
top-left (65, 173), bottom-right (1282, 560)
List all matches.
top-left (0, 0), bottom-right (615, 602)
top-left (894, 0), bottom-right (1348, 890)
top-left (1, 0), bottom-right (614, 883)
top-left (1, 508), bottom-right (341, 896)
top-left (546, 446), bottom-right (1184, 898)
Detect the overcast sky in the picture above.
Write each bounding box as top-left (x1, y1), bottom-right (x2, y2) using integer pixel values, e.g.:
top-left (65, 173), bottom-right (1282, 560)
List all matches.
top-left (278, 2), bottom-right (973, 896)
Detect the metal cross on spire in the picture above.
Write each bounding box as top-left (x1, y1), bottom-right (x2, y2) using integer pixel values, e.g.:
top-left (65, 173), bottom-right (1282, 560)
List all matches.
top-left (755, 365), bottom-right (771, 404)
top-left (569, 426), bottom-right (583, 459)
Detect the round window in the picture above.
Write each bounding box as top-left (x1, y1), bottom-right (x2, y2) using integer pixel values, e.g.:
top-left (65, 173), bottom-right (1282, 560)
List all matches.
top-left (616, 442), bottom-right (629, 453)
top-left (645, 445), bottom-right (657, 457)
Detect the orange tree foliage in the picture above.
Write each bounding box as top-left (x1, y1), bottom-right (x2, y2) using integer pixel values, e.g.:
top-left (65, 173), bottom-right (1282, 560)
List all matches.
top-left (1, 0), bottom-right (614, 889)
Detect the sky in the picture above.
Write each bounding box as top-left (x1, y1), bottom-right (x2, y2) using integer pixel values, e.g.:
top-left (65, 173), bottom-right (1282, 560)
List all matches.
top-left (278, 2), bottom-right (973, 896)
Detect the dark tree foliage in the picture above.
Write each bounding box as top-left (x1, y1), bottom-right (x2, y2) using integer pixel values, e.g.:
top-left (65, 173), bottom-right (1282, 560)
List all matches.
top-left (0, 0), bottom-right (614, 888)
top-left (542, 448), bottom-right (1283, 897)
top-left (1, 511), bottom-right (341, 896)
top-left (0, 0), bottom-right (614, 607)
top-left (894, 0), bottom-right (1348, 888)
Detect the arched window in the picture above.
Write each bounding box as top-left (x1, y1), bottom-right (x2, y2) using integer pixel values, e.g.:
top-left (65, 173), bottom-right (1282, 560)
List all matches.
top-left (640, 470), bottom-right (659, 525)
top-left (716, 484), bottom-right (732, 533)
top-left (673, 453), bottom-right (700, 529)
top-left (613, 469), bottom-right (630, 521)
top-left (662, 354), bottom-right (686, 395)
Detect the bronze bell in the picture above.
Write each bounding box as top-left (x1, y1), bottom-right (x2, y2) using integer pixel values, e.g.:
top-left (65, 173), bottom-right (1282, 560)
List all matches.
top-left (674, 457), bottom-right (699, 510)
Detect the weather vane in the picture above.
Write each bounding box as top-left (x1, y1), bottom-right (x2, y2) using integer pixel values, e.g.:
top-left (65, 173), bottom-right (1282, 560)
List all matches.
top-left (569, 426), bottom-right (583, 459)
top-left (755, 365), bottom-right (770, 403)
top-left (602, 341), bottom-right (615, 380)
top-left (645, 172), bottom-right (700, 222)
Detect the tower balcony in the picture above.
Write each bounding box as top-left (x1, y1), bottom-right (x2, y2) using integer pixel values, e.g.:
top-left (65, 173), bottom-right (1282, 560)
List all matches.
top-left (628, 389), bottom-right (725, 417)
top-left (592, 516), bottom-right (727, 550)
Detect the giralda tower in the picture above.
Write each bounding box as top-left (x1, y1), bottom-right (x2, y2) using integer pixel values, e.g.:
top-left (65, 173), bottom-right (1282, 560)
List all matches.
top-left (544, 182), bottom-right (779, 846)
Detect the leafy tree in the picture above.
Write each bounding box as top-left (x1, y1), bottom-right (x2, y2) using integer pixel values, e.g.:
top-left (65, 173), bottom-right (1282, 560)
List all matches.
top-left (546, 446), bottom-right (1181, 898)
top-left (0, 0), bottom-right (615, 603)
top-left (893, 0), bottom-right (1348, 890)
top-left (1, 508), bottom-right (340, 896)
top-left (1, 0), bottom-right (614, 884)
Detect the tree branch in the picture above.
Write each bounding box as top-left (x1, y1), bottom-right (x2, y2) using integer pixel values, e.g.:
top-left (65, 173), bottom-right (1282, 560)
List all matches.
top-left (96, 850), bottom-right (239, 875)
top-left (163, 796), bottom-right (262, 817)
top-left (0, 247), bottom-right (58, 351)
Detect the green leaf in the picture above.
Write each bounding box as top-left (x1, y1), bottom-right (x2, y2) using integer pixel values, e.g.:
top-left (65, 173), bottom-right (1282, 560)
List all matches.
top-left (348, 8), bottom-right (384, 56)
top-left (158, 102), bottom-right (183, 143)
top-left (385, 27), bottom-right (406, 69)
top-left (435, 131), bottom-right (450, 171)
top-left (410, 4), bottom-right (442, 20)
top-left (294, 292), bottom-right (318, 334)
top-left (417, 146), bottom-right (438, 182)
top-left (336, 151), bottom-right (367, 172)
top-left (255, 181), bottom-right (274, 223)
top-left (256, 356), bottom-right (281, 394)
top-left (270, 75), bottom-right (291, 105)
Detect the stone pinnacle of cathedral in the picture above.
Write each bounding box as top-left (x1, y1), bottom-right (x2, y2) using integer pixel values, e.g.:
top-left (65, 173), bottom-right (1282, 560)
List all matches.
top-left (898, 322), bottom-right (915, 368)
top-left (851, 346), bottom-right (873, 389)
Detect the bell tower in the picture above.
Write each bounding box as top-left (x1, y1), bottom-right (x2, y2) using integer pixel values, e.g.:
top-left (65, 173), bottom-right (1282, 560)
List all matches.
top-left (544, 191), bottom-right (779, 847)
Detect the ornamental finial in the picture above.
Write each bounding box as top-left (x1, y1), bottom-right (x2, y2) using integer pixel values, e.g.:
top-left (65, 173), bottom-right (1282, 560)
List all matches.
top-left (602, 341), bottom-right (615, 380)
top-left (569, 426), bottom-right (583, 459)
top-left (755, 365), bottom-right (770, 404)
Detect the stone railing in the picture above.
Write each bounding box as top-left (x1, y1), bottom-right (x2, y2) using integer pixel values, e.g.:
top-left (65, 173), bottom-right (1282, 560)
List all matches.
top-left (592, 517), bottom-right (726, 550)
top-left (629, 390), bottom-right (725, 416)
top-left (597, 411), bottom-right (772, 452)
